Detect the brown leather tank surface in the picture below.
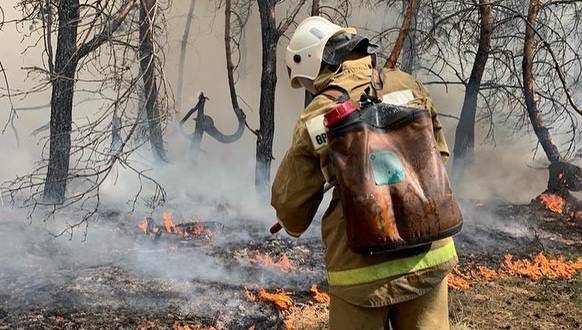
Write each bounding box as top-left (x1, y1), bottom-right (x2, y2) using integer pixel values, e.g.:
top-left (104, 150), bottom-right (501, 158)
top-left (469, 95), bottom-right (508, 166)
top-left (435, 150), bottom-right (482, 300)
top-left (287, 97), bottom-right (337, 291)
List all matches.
top-left (328, 107), bottom-right (462, 254)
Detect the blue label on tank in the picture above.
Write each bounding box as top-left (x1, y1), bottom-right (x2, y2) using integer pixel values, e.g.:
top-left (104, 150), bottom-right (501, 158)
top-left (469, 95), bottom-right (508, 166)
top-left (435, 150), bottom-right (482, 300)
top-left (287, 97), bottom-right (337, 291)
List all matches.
top-left (369, 150), bottom-right (405, 185)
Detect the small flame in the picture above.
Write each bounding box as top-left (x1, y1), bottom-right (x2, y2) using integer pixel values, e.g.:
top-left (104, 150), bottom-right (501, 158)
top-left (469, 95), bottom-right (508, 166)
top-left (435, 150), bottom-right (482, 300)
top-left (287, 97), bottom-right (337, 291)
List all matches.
top-left (283, 318), bottom-right (294, 330)
top-left (448, 268), bottom-right (470, 290)
top-left (449, 253), bottom-right (582, 290)
top-left (536, 192), bottom-right (565, 214)
top-left (163, 211), bottom-right (176, 233)
top-left (137, 218), bottom-right (148, 233)
top-left (475, 265), bottom-right (498, 280)
top-left (501, 253), bottom-right (582, 280)
top-left (243, 286), bottom-right (257, 301)
top-left (248, 253), bottom-right (293, 272)
top-left (309, 284), bottom-right (330, 303)
top-left (257, 288), bottom-right (293, 310)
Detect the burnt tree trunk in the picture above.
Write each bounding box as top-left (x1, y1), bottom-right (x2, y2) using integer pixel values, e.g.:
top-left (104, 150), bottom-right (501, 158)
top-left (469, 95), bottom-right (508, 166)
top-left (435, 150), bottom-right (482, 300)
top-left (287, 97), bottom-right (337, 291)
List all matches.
top-left (452, 0), bottom-right (492, 178)
top-left (43, 0), bottom-right (80, 203)
top-left (191, 93), bottom-right (207, 158)
top-left (140, 0), bottom-right (168, 162)
top-left (522, 0), bottom-right (560, 164)
top-left (176, 0), bottom-right (196, 113)
top-left (303, 0), bottom-right (320, 107)
top-left (385, 0), bottom-right (417, 70)
top-left (400, 0), bottom-right (419, 74)
top-left (523, 0), bottom-right (581, 218)
top-left (256, 1), bottom-right (280, 197)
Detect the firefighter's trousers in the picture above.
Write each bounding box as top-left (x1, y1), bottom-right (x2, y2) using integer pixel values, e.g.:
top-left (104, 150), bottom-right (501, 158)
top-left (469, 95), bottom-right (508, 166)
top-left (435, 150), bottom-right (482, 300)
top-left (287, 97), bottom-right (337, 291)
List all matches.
top-left (329, 277), bottom-right (449, 330)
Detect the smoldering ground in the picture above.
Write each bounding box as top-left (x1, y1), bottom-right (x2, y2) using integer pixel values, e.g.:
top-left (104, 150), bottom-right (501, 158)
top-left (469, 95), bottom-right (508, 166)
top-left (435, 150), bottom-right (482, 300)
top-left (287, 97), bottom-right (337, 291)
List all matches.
top-left (1, 1), bottom-right (579, 328)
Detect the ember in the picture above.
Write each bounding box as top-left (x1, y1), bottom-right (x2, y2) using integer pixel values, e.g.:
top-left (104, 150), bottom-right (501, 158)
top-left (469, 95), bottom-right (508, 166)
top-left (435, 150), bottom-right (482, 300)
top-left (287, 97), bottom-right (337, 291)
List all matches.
top-left (172, 321), bottom-right (217, 330)
top-left (257, 289), bottom-right (294, 310)
top-left (309, 284), bottom-right (330, 303)
top-left (536, 192), bottom-right (565, 214)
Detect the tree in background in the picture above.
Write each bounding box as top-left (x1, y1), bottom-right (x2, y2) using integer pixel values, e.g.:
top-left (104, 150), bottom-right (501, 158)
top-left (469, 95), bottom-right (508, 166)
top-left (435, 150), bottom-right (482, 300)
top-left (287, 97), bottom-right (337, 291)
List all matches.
top-left (2, 0), bottom-right (171, 229)
top-left (255, 0), bottom-right (307, 198)
top-left (43, 0), bottom-right (137, 203)
top-left (139, 0), bottom-right (168, 163)
top-left (451, 0), bottom-right (492, 179)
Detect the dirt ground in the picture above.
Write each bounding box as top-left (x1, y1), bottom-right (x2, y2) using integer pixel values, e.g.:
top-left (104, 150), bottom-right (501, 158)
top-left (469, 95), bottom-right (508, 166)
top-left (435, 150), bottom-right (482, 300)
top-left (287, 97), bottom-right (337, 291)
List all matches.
top-left (0, 200), bottom-right (580, 329)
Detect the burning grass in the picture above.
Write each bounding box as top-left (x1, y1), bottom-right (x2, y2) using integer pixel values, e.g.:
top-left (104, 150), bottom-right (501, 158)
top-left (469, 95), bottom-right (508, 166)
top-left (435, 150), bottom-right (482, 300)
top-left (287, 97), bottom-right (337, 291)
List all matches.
top-left (534, 191), bottom-right (582, 221)
top-left (309, 284), bottom-right (330, 303)
top-left (247, 253), bottom-right (293, 272)
top-left (256, 289), bottom-right (294, 310)
top-left (449, 253), bottom-right (582, 290)
top-left (137, 212), bottom-right (213, 240)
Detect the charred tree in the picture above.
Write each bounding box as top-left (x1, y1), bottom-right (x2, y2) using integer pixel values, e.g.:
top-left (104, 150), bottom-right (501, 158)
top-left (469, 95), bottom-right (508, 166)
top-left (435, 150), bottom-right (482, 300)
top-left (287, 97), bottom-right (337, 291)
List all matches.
top-left (523, 0), bottom-right (581, 218)
top-left (255, 0), bottom-right (305, 197)
top-left (139, 0), bottom-right (168, 162)
top-left (176, 0), bottom-right (196, 113)
top-left (43, 0), bottom-right (80, 203)
top-left (179, 92), bottom-right (245, 159)
top-left (179, 0), bottom-right (247, 163)
top-left (43, 0), bottom-right (136, 203)
top-left (452, 0), bottom-right (492, 179)
top-left (303, 0), bottom-right (320, 107)
top-left (384, 0), bottom-right (417, 70)
top-left (255, 1), bottom-right (279, 197)
top-left (400, 0), bottom-right (420, 74)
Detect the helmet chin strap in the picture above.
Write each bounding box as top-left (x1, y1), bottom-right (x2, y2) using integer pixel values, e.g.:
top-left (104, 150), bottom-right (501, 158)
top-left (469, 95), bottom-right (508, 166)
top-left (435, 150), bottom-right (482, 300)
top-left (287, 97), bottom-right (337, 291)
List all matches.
top-left (299, 78), bottom-right (317, 94)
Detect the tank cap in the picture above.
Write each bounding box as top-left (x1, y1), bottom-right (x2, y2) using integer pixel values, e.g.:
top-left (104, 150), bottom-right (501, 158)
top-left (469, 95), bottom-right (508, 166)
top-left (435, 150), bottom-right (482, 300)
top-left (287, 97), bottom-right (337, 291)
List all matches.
top-left (324, 101), bottom-right (357, 127)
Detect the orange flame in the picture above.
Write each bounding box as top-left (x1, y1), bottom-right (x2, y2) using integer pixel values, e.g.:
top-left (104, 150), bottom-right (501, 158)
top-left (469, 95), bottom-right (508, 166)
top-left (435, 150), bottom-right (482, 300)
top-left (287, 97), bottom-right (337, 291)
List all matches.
top-left (501, 253), bottom-right (582, 279)
top-left (257, 289), bottom-right (293, 310)
top-left (137, 218), bottom-right (148, 233)
top-left (309, 284), bottom-right (330, 303)
top-left (536, 192), bottom-right (565, 214)
top-left (448, 253), bottom-right (582, 290)
top-left (283, 318), bottom-right (294, 330)
top-left (448, 267), bottom-right (470, 290)
top-left (249, 253), bottom-right (293, 272)
top-left (163, 211), bottom-right (176, 233)
top-left (243, 286), bottom-right (257, 301)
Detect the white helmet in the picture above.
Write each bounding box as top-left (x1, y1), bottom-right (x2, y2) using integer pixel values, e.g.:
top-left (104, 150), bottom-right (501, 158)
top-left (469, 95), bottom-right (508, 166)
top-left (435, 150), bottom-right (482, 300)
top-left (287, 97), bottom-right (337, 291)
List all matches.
top-left (286, 16), bottom-right (344, 89)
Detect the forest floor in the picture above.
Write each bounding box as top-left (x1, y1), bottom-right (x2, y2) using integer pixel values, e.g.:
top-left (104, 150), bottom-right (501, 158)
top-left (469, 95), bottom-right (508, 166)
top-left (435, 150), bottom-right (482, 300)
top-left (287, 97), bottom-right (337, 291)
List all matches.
top-left (0, 199), bottom-right (580, 330)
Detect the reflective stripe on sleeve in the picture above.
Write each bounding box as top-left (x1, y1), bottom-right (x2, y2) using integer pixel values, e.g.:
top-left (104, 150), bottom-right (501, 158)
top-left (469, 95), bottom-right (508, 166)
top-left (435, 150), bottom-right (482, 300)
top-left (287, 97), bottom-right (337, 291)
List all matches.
top-left (326, 240), bottom-right (457, 286)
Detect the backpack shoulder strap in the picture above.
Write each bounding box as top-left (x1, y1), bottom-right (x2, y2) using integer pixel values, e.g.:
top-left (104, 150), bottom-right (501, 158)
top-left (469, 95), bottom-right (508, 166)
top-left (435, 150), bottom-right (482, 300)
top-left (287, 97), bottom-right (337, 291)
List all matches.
top-left (370, 54), bottom-right (384, 99)
top-left (318, 85), bottom-right (350, 103)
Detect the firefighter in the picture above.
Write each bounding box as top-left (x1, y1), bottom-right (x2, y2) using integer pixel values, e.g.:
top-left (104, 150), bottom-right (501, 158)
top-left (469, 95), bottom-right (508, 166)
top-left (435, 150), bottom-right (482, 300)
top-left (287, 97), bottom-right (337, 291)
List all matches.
top-left (271, 16), bottom-right (457, 330)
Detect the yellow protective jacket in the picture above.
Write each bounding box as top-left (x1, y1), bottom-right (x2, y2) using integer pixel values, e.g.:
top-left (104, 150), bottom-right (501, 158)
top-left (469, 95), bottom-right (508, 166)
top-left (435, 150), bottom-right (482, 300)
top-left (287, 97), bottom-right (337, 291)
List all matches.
top-left (271, 55), bottom-right (457, 307)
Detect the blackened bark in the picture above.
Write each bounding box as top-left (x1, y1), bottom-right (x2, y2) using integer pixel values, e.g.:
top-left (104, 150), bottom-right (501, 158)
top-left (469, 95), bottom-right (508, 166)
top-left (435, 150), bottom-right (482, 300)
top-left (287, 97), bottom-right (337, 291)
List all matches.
top-left (191, 93), bottom-right (207, 158)
top-left (452, 0), bottom-right (492, 178)
top-left (176, 0), bottom-right (196, 113)
top-left (43, 0), bottom-right (80, 203)
top-left (223, 0), bottom-right (246, 142)
top-left (311, 0), bottom-right (320, 16)
top-left (256, 1), bottom-right (279, 198)
top-left (140, 0), bottom-right (168, 162)
top-left (303, 0), bottom-right (319, 107)
top-left (400, 0), bottom-right (419, 74)
top-left (522, 0), bottom-right (561, 164)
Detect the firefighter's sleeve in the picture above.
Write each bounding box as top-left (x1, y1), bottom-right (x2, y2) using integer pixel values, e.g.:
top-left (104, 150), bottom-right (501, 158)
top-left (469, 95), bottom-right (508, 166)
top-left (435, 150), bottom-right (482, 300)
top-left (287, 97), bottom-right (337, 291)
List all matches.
top-left (271, 121), bottom-right (326, 237)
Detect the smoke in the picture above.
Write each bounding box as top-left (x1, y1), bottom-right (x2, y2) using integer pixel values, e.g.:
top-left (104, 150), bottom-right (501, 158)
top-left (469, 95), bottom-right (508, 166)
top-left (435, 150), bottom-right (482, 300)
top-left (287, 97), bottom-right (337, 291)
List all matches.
top-left (0, 0), bottom-right (563, 321)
